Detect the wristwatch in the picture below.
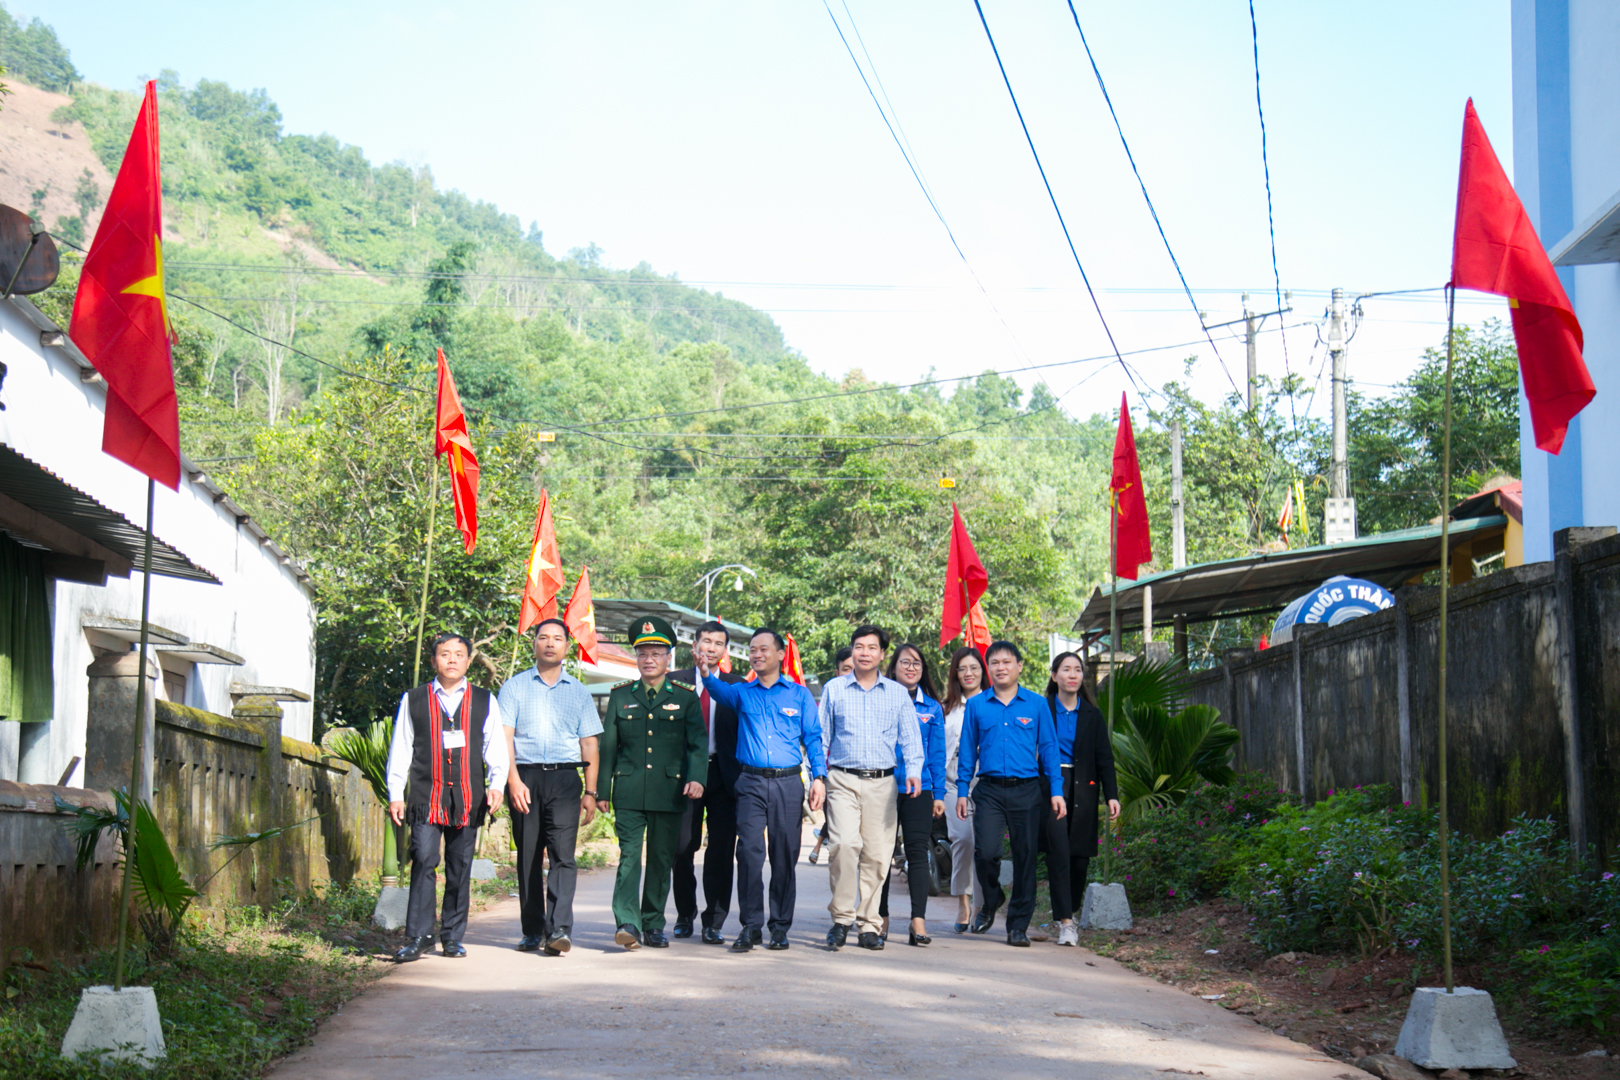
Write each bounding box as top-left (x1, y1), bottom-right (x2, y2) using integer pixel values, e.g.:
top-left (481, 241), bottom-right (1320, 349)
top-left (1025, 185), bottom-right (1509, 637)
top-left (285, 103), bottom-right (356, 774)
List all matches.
top-left (583, 789), bottom-right (598, 798)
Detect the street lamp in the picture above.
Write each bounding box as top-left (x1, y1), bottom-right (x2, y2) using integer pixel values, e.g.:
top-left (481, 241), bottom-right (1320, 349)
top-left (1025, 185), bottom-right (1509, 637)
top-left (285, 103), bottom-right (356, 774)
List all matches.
top-left (694, 563), bottom-right (756, 617)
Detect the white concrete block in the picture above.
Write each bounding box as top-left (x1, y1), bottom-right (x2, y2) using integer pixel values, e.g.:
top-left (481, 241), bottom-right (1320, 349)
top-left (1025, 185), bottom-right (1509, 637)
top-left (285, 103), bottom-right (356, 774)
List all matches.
top-left (371, 885), bottom-right (409, 930)
top-left (1079, 882), bottom-right (1133, 930)
top-left (60, 985), bottom-right (165, 1066)
top-left (1394, 986), bottom-right (1516, 1069)
top-left (470, 858), bottom-right (497, 880)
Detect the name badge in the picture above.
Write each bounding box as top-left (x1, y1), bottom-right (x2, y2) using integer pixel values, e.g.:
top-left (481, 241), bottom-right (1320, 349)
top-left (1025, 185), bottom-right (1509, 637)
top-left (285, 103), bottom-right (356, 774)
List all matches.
top-left (442, 730), bottom-right (466, 749)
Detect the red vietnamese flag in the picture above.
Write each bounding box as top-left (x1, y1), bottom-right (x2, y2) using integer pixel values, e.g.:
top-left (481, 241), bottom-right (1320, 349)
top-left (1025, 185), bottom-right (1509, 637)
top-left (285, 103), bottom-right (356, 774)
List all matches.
top-left (1111, 394), bottom-right (1152, 580)
top-left (562, 567), bottom-right (599, 665)
top-left (69, 81), bottom-right (179, 488)
top-left (966, 599), bottom-right (992, 656)
top-left (939, 504), bottom-right (990, 648)
top-left (517, 489), bottom-right (564, 632)
top-left (1451, 99), bottom-right (1593, 454)
top-left (782, 633), bottom-right (806, 686)
top-left (434, 348), bottom-right (479, 552)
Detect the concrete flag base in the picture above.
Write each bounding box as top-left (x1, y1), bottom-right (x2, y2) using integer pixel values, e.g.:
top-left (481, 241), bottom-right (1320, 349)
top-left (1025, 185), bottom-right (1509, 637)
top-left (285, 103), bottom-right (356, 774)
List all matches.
top-left (1393, 986), bottom-right (1516, 1069)
top-left (470, 858), bottom-right (497, 880)
top-left (371, 885), bottom-right (409, 930)
top-left (1079, 882), bottom-right (1133, 930)
top-left (61, 985), bottom-right (165, 1066)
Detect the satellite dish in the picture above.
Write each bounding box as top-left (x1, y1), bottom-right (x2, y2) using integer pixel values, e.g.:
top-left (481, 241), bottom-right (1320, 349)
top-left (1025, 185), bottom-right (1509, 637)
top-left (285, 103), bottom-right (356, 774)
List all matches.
top-left (0, 204), bottom-right (61, 296)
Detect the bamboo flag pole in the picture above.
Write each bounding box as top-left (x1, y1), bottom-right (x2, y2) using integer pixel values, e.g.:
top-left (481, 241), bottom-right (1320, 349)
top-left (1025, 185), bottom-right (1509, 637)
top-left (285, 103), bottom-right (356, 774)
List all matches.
top-left (112, 478), bottom-right (156, 992)
top-left (1436, 285), bottom-right (1458, 994)
top-left (1105, 489), bottom-right (1119, 886)
top-left (411, 466), bottom-right (440, 688)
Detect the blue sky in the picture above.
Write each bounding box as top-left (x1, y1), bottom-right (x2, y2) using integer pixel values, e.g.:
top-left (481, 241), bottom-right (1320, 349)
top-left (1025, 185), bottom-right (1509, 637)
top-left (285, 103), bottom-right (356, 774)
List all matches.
top-left (37, 1), bottom-right (1514, 421)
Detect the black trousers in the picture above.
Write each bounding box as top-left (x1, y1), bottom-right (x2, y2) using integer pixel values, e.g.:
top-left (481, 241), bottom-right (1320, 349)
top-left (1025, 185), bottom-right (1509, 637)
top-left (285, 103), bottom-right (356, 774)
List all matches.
top-left (1072, 855), bottom-right (1092, 909)
top-left (972, 778), bottom-right (1043, 933)
top-left (734, 771), bottom-right (803, 935)
top-left (700, 760), bottom-right (739, 931)
top-left (1039, 767), bottom-right (1075, 920)
top-left (406, 820), bottom-right (478, 942)
top-left (879, 789), bottom-right (935, 921)
top-left (511, 764), bottom-right (582, 937)
top-left (673, 795), bottom-right (703, 926)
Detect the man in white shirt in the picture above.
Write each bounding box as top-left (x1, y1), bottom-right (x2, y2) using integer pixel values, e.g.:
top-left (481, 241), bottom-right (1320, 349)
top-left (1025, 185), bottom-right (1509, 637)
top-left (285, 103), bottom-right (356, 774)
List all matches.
top-left (385, 632), bottom-right (508, 962)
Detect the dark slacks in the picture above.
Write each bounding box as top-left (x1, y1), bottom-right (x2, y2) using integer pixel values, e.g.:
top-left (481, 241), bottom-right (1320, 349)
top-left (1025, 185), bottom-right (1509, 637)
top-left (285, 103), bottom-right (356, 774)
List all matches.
top-left (1039, 766), bottom-right (1075, 920)
top-left (1072, 855), bottom-right (1092, 907)
top-left (734, 771), bottom-right (803, 935)
top-left (972, 778), bottom-right (1043, 933)
top-left (510, 765), bottom-right (582, 937)
top-left (699, 760), bottom-right (739, 931)
top-left (879, 789), bottom-right (935, 921)
top-left (612, 807), bottom-right (683, 931)
top-left (672, 795), bottom-right (704, 926)
top-left (406, 820), bottom-right (478, 942)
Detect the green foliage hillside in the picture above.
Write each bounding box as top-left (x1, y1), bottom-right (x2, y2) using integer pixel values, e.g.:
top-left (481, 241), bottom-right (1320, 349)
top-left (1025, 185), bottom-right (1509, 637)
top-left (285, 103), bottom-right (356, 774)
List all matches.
top-left (11, 10), bottom-right (1519, 722)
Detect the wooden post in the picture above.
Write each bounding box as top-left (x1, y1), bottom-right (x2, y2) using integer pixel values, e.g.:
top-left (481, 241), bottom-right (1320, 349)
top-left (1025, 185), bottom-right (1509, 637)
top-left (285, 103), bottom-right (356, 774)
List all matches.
top-left (1395, 594), bottom-right (1416, 806)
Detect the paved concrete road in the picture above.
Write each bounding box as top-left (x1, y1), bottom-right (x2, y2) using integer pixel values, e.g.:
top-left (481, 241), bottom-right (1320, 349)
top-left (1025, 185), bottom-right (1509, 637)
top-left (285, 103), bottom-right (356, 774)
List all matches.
top-left (275, 833), bottom-right (1368, 1080)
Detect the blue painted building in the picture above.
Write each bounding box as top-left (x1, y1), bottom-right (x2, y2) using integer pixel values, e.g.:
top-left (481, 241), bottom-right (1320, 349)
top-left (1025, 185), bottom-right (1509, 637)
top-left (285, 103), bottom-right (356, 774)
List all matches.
top-left (1512, 1), bottom-right (1620, 561)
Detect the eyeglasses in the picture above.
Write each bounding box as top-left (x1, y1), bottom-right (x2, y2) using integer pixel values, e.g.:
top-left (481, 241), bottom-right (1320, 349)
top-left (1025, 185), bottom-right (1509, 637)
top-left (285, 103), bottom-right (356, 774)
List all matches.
top-left (896, 657), bottom-right (923, 668)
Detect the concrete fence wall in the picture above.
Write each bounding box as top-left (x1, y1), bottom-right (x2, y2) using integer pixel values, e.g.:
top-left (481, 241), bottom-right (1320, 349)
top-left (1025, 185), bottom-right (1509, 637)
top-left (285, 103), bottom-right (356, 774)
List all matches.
top-left (1, 695), bottom-right (383, 970)
top-left (1187, 527), bottom-right (1620, 866)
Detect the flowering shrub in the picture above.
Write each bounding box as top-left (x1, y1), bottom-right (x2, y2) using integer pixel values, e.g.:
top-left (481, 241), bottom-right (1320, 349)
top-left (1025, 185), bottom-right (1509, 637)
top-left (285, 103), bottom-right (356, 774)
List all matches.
top-left (1513, 871), bottom-right (1620, 1032)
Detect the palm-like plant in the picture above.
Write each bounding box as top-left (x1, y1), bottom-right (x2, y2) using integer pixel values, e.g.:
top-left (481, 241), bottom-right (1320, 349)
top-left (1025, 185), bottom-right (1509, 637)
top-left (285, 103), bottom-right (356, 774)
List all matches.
top-left (324, 720), bottom-right (400, 883)
top-left (1110, 703), bottom-right (1239, 821)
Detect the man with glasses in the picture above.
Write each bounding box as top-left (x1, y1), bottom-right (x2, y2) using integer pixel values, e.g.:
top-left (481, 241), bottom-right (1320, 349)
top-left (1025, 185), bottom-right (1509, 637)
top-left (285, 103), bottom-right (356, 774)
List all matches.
top-left (697, 628), bottom-right (825, 952)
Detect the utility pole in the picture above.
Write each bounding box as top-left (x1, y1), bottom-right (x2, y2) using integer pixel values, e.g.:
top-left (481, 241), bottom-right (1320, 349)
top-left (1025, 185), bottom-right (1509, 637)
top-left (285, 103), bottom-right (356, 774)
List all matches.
top-left (1324, 287), bottom-right (1358, 543)
top-left (1243, 293), bottom-right (1258, 410)
top-left (1171, 420), bottom-right (1186, 571)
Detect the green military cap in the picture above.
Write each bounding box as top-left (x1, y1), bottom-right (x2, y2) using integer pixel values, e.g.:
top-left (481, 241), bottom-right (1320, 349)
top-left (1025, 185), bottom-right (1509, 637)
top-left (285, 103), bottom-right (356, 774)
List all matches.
top-left (629, 615), bottom-right (677, 649)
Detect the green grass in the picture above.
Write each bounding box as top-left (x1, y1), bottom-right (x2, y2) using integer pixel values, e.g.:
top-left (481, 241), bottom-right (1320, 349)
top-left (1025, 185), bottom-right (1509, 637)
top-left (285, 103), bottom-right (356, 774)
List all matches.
top-left (0, 882), bottom-right (388, 1079)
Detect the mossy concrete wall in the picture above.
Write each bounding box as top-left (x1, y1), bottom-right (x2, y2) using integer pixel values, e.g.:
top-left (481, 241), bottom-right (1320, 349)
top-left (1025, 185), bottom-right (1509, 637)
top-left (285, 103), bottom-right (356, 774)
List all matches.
top-left (1186, 527), bottom-right (1620, 865)
top-left (0, 697), bottom-right (383, 970)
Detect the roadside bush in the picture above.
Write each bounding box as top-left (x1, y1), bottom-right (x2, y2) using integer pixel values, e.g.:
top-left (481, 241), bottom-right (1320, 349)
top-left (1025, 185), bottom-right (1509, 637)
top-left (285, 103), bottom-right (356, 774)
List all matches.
top-left (1514, 870), bottom-right (1620, 1032)
top-left (1113, 773), bottom-right (1298, 914)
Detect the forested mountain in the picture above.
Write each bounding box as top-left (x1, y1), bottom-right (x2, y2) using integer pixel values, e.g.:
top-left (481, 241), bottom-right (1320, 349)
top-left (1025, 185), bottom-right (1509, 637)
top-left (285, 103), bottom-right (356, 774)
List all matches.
top-left (3, 9), bottom-right (1518, 724)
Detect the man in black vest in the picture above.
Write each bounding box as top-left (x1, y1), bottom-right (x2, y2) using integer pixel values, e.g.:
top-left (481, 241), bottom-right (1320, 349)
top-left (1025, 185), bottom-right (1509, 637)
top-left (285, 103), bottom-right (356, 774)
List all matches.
top-left (385, 632), bottom-right (509, 962)
top-left (670, 620), bottom-right (745, 944)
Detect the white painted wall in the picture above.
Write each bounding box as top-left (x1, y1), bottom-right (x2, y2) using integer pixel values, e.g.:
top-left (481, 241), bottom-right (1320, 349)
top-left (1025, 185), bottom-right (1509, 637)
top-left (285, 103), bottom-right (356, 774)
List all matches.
top-left (0, 296), bottom-right (315, 785)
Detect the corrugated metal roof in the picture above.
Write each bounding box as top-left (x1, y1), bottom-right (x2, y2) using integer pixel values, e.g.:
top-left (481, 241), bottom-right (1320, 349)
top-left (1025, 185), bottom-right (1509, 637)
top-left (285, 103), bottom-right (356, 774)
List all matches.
top-left (592, 599), bottom-right (754, 650)
top-left (0, 444), bottom-right (218, 582)
top-left (1072, 514), bottom-right (1508, 631)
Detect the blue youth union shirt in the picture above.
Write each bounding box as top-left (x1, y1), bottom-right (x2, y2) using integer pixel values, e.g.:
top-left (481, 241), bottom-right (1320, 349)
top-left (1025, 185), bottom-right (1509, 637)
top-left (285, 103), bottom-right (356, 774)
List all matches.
top-left (703, 673), bottom-right (827, 776)
top-left (958, 685), bottom-right (1062, 797)
top-left (1052, 699), bottom-right (1078, 766)
top-left (900, 689), bottom-right (947, 796)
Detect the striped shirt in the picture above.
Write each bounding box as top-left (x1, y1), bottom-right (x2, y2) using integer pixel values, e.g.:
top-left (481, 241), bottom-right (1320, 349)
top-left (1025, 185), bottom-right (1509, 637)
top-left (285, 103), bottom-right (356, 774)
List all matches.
top-left (497, 667), bottom-right (603, 764)
top-left (819, 672), bottom-right (923, 779)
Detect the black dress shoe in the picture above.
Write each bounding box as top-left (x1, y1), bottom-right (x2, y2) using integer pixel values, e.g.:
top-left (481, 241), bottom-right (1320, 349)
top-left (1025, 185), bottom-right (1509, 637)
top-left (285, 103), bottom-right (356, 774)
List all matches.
top-left (546, 930), bottom-right (572, 954)
top-left (730, 933), bottom-right (754, 953)
top-left (908, 931), bottom-right (931, 947)
top-left (858, 931), bottom-right (885, 951)
top-left (392, 935), bottom-right (433, 963)
top-left (441, 940), bottom-right (467, 958)
top-left (615, 924), bottom-right (643, 950)
top-left (970, 908), bottom-right (997, 934)
top-left (1007, 928), bottom-right (1031, 947)
top-left (702, 927), bottom-right (726, 945)
top-left (766, 930), bottom-right (790, 950)
top-left (672, 922), bottom-right (694, 939)
top-left (827, 923), bottom-right (851, 950)
top-left (517, 934), bottom-right (543, 952)
top-left (645, 929), bottom-right (670, 948)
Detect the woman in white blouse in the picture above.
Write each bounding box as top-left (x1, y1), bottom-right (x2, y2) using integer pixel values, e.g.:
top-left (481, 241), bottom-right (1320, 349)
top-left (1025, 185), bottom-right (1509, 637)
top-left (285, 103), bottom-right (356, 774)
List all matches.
top-left (941, 647), bottom-right (987, 933)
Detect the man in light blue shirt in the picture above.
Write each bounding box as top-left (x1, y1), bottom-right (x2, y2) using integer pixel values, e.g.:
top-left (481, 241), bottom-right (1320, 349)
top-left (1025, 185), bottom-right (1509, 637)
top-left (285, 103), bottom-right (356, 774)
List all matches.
top-left (498, 618), bottom-right (603, 956)
top-left (818, 624), bottom-right (922, 950)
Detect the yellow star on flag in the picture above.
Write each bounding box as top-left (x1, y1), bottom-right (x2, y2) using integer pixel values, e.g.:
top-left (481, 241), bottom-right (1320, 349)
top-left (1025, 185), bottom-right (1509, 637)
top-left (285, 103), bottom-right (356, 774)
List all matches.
top-left (119, 235), bottom-right (173, 339)
top-left (528, 539), bottom-right (556, 587)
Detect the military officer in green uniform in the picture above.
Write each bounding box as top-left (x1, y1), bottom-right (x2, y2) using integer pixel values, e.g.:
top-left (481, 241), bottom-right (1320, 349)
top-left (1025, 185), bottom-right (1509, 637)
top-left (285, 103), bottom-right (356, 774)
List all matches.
top-left (598, 616), bottom-right (708, 950)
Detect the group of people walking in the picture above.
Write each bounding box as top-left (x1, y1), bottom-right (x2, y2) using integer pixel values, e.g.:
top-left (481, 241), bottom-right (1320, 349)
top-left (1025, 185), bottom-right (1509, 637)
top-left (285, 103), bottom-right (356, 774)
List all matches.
top-left (383, 614), bottom-right (1119, 962)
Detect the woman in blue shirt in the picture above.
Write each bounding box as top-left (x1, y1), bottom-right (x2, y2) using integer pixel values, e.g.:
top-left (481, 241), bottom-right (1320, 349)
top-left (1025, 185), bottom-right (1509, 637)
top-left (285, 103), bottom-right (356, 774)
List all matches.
top-left (878, 642), bottom-right (947, 945)
top-left (1043, 651), bottom-right (1119, 947)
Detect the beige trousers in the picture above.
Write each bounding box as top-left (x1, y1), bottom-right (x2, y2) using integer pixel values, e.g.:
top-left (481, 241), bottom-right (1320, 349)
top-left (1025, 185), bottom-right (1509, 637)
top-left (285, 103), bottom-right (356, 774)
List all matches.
top-left (824, 768), bottom-right (899, 933)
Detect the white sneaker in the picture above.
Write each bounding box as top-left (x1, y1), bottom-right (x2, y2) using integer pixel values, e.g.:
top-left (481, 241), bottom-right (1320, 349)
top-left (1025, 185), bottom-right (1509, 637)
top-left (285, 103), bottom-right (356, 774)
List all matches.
top-left (1057, 923), bottom-right (1079, 947)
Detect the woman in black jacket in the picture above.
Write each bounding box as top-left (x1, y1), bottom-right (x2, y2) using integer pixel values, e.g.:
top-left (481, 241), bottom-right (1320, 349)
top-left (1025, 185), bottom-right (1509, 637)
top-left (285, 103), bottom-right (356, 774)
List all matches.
top-left (1043, 652), bottom-right (1120, 946)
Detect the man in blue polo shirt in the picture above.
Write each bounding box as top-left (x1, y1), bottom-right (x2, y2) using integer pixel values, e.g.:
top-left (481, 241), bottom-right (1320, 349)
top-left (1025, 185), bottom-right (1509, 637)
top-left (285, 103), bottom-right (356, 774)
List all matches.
top-left (955, 640), bottom-right (1065, 946)
top-left (699, 627), bottom-right (826, 952)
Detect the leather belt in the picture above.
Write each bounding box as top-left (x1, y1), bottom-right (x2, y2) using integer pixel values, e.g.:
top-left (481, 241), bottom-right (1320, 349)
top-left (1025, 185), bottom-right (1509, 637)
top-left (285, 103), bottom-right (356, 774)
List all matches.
top-left (831, 765), bottom-right (895, 779)
top-left (739, 765), bottom-right (800, 778)
top-left (977, 774), bottom-right (1038, 787)
top-left (523, 762), bottom-right (584, 771)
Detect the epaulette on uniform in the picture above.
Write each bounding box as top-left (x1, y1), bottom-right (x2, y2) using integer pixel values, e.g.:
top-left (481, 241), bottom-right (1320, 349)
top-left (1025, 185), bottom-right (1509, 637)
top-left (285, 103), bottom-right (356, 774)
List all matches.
top-left (611, 679), bottom-right (634, 689)
top-left (670, 679), bottom-right (695, 692)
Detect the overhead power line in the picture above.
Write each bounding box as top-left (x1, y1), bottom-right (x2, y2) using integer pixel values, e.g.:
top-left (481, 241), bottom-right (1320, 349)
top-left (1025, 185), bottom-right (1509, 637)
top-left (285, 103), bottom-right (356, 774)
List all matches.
top-left (1248, 0), bottom-right (1293, 389)
top-left (1061, 0), bottom-right (1238, 395)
